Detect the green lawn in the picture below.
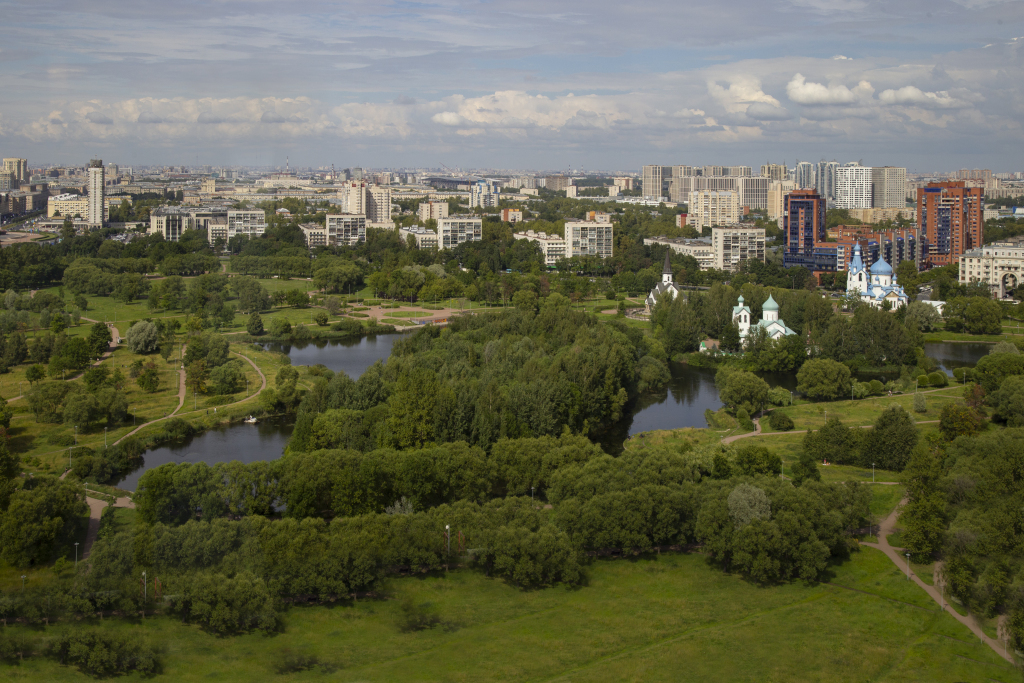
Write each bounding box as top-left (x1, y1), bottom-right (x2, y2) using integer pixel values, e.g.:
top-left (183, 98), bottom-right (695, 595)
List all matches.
top-left (2, 548), bottom-right (1011, 682)
top-left (760, 387), bottom-right (964, 434)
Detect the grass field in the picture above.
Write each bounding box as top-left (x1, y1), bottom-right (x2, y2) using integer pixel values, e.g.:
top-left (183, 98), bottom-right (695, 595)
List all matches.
top-left (1, 548), bottom-right (1012, 682)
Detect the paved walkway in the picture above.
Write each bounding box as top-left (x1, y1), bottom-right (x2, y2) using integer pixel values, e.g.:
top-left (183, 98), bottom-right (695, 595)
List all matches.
top-left (722, 417), bottom-right (941, 445)
top-left (861, 500), bottom-right (1014, 663)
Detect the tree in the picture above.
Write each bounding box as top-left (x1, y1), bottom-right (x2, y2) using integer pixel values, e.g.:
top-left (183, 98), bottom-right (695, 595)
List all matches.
top-left (719, 321), bottom-right (741, 352)
top-left (727, 483), bottom-right (771, 528)
top-left (247, 312), bottom-right (264, 336)
top-left (864, 405), bottom-right (918, 470)
top-left (790, 451), bottom-right (821, 485)
top-left (803, 417), bottom-right (858, 465)
top-left (210, 362), bottom-right (244, 395)
top-left (269, 317), bottom-right (292, 337)
top-left (0, 478), bottom-right (87, 567)
top-left (137, 363), bottom-right (160, 393)
top-left (904, 301), bottom-right (941, 332)
top-left (716, 367), bottom-right (769, 415)
top-left (796, 358), bottom-right (852, 401)
top-left (989, 375), bottom-right (1024, 426)
top-left (313, 311), bottom-right (329, 326)
top-left (939, 401), bottom-right (982, 439)
top-left (734, 445), bottom-right (782, 476)
top-left (944, 296), bottom-right (1002, 335)
top-left (64, 392), bottom-right (100, 429)
top-left (185, 360), bottom-right (209, 395)
top-left (86, 322), bottom-right (113, 356)
top-left (25, 364), bottom-right (45, 385)
top-left (126, 321), bottom-right (160, 354)
top-left (899, 445), bottom-right (946, 561)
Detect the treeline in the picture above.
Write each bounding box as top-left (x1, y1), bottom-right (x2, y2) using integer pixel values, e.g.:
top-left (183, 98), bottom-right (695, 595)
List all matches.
top-left (286, 304), bottom-right (665, 451)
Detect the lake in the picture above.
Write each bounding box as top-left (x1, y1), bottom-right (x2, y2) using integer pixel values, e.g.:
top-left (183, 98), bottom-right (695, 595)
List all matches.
top-left (118, 338), bottom-right (995, 490)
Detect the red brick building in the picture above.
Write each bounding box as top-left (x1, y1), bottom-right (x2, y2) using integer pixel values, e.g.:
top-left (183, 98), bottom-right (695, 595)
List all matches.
top-left (917, 181), bottom-right (983, 267)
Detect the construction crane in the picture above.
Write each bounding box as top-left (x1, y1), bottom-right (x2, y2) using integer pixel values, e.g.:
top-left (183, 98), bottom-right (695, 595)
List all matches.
top-left (440, 163), bottom-right (458, 175)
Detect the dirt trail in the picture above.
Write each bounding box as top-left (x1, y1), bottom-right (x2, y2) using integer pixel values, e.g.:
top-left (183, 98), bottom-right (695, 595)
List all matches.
top-left (113, 345), bottom-right (187, 445)
top-left (861, 501), bottom-right (1014, 663)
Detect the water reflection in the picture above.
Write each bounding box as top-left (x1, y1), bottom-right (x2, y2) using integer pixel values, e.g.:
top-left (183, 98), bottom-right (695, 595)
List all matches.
top-left (118, 418), bottom-right (293, 491)
top-left (265, 332), bottom-right (409, 378)
top-left (924, 341), bottom-right (991, 376)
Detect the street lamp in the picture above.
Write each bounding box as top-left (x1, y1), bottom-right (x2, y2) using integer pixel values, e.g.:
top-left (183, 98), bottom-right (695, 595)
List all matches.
top-left (143, 571), bottom-right (147, 602)
top-left (75, 542), bottom-right (79, 568)
top-left (104, 427), bottom-right (107, 448)
top-left (905, 552), bottom-right (911, 580)
top-left (21, 575), bottom-right (26, 591)
top-left (74, 425), bottom-right (78, 445)
top-left (872, 462), bottom-right (875, 483)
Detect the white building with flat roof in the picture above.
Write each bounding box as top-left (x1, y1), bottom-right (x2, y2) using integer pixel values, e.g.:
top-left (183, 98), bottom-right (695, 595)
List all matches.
top-left (564, 218), bottom-right (613, 259)
top-left (418, 201), bottom-right (449, 222)
top-left (515, 230), bottom-right (566, 266)
top-left (227, 209), bottom-right (267, 238)
top-left (299, 222), bottom-right (328, 247)
top-left (87, 160), bottom-right (105, 227)
top-left (326, 214), bottom-right (367, 246)
top-left (439, 215), bottom-right (483, 249)
top-left (687, 190), bottom-right (740, 231)
top-left (836, 164), bottom-right (873, 209)
top-left (643, 236), bottom-right (715, 270)
top-left (399, 225), bottom-right (439, 249)
top-left (712, 225), bottom-right (766, 272)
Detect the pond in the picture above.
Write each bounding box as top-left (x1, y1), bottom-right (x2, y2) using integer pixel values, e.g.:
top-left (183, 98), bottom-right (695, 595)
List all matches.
top-left (119, 337), bottom-right (996, 489)
top-left (264, 331), bottom-right (410, 378)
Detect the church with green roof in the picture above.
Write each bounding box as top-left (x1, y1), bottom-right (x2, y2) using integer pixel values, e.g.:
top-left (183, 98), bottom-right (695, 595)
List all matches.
top-left (732, 294), bottom-right (797, 342)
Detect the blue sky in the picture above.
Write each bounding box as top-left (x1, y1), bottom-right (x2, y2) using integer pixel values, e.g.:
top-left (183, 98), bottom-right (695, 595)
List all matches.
top-left (1, 0), bottom-right (1023, 170)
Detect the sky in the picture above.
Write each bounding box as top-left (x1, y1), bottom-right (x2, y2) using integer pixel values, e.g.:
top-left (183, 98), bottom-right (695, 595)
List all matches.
top-left (1, 0), bottom-right (1023, 171)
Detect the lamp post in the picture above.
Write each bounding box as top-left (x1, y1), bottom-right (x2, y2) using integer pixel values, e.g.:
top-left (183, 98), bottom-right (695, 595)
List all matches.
top-left (905, 552), bottom-right (911, 580)
top-left (872, 462), bottom-right (875, 483)
top-left (21, 575), bottom-right (26, 591)
top-left (104, 427), bottom-right (107, 448)
top-left (143, 571), bottom-right (147, 602)
top-left (74, 425), bottom-right (77, 445)
top-left (75, 542), bottom-right (79, 568)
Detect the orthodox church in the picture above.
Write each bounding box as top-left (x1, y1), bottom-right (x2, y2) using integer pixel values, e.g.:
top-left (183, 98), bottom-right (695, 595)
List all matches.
top-left (732, 294), bottom-right (797, 341)
top-left (846, 244), bottom-right (910, 309)
top-left (645, 251), bottom-right (682, 313)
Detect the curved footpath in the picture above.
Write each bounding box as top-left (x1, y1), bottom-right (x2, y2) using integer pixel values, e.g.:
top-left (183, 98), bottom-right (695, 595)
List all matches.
top-left (861, 501), bottom-right (1014, 663)
top-left (722, 417), bottom-right (940, 445)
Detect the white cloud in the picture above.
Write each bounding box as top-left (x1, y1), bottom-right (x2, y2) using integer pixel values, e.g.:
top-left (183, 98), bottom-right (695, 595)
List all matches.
top-left (746, 102), bottom-right (794, 121)
top-left (786, 73), bottom-right (874, 105)
top-left (707, 76), bottom-right (780, 113)
top-left (832, 55), bottom-right (851, 60)
top-left (878, 86), bottom-right (969, 109)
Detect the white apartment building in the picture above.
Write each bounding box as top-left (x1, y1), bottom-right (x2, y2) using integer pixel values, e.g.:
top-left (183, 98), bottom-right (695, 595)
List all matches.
top-left (643, 236), bottom-right (715, 270)
top-left (960, 239), bottom-right (1024, 298)
top-left (338, 181), bottom-right (366, 214)
top-left (564, 219), bottom-right (614, 259)
top-left (208, 218), bottom-right (229, 243)
top-left (418, 201), bottom-right (449, 222)
top-left (738, 176), bottom-right (768, 211)
top-left (760, 164), bottom-right (789, 181)
top-left (227, 210), bottom-right (268, 238)
top-left (835, 164), bottom-right (873, 209)
top-left (871, 167), bottom-right (907, 209)
top-left (515, 230), bottom-right (567, 266)
top-left (470, 182), bottom-right (499, 208)
top-left (326, 214), bottom-right (367, 246)
top-left (439, 215), bottom-right (483, 249)
top-left (816, 160), bottom-right (839, 201)
top-left (399, 225), bottom-right (439, 249)
top-left (794, 162), bottom-right (815, 189)
top-left (687, 190), bottom-right (740, 231)
top-left (712, 226), bottom-right (766, 272)
top-left (0, 173), bottom-right (15, 192)
top-left (367, 186), bottom-right (392, 225)
top-left (612, 177), bottom-right (634, 193)
top-left (767, 181), bottom-right (797, 220)
top-left (87, 160), bottom-right (105, 226)
top-left (299, 222), bottom-right (328, 247)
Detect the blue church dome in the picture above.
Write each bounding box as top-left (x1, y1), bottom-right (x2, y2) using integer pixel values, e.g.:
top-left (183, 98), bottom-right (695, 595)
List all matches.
top-left (870, 258), bottom-right (893, 275)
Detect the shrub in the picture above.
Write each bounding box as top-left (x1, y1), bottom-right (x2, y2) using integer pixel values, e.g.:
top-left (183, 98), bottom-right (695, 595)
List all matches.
top-left (768, 411), bottom-right (794, 431)
top-left (125, 321), bottom-right (159, 354)
top-left (913, 392), bottom-right (927, 413)
top-left (868, 379), bottom-right (884, 395)
top-left (313, 311), bottom-right (329, 326)
top-left (46, 630), bottom-right (160, 677)
top-left (736, 408), bottom-right (749, 421)
top-left (928, 371), bottom-right (948, 387)
top-left (734, 445), bottom-right (782, 476)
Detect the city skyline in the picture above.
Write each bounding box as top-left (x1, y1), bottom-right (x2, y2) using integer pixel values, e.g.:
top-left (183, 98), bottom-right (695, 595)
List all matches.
top-left (1, 0), bottom-right (1023, 169)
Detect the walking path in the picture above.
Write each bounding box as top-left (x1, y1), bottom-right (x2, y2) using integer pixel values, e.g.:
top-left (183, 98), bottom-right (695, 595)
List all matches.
top-left (861, 501), bottom-right (1014, 663)
top-left (722, 418), bottom-right (940, 445)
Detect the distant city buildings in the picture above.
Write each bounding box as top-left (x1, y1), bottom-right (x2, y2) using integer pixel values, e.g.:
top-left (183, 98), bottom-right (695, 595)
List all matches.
top-left (499, 208), bottom-right (523, 223)
top-left (326, 214), bottom-right (367, 246)
top-left (643, 236), bottom-right (715, 270)
top-left (712, 226), bottom-right (766, 272)
top-left (3, 158), bottom-right (28, 184)
top-left (299, 222), bottom-right (328, 247)
top-left (515, 230), bottom-right (567, 266)
top-left (418, 201), bottom-right (449, 222)
top-left (545, 176), bottom-right (571, 192)
top-left (470, 181), bottom-right (499, 208)
top-left (687, 190), bottom-right (740, 231)
top-left (564, 213), bottom-right (614, 259)
top-left (835, 163), bottom-right (873, 209)
top-left (399, 225), bottom-right (439, 249)
top-left (87, 159), bottom-right (105, 227)
top-left (782, 188), bottom-right (828, 270)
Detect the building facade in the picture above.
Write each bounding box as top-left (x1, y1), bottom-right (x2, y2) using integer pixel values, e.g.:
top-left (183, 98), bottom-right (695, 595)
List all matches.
top-left (326, 214), bottom-right (367, 246)
top-left (737, 176), bottom-right (769, 211)
top-left (366, 186), bottom-right (392, 225)
top-left (835, 164), bottom-right (873, 209)
top-left (545, 176), bottom-right (571, 192)
top-left (149, 207), bottom-right (189, 241)
top-left (767, 180), bottom-right (797, 220)
top-left (564, 218), bottom-right (614, 259)
top-left (871, 167), bottom-right (907, 209)
top-left (643, 236), bottom-right (714, 270)
top-left (399, 226), bottom-right (439, 249)
top-left (470, 181), bottom-right (499, 208)
top-left (712, 225), bottom-right (766, 272)
top-left (439, 215), bottom-right (483, 249)
top-left (227, 209), bottom-right (268, 238)
top-left (782, 189), bottom-right (828, 269)
top-left (515, 230), bottom-right (566, 266)
top-left (417, 201), bottom-right (449, 222)
top-left (846, 244), bottom-right (910, 308)
top-left (795, 161), bottom-right (815, 189)
top-left (3, 159), bottom-right (28, 184)
top-left (298, 223), bottom-right (328, 247)
top-left (500, 208), bottom-right (523, 223)
top-left (87, 159), bottom-right (105, 227)
top-left (917, 181), bottom-right (983, 267)
top-left (959, 239), bottom-right (1024, 298)
top-left (687, 190), bottom-right (740, 231)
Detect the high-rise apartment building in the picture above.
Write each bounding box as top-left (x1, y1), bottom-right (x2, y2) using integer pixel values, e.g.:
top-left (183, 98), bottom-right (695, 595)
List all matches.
top-left (366, 186), bottom-right (392, 225)
top-left (835, 164), bottom-right (873, 209)
top-left (227, 210), bottom-right (268, 238)
top-left (545, 176), bottom-right (571, 192)
top-left (439, 215), bottom-right (483, 249)
top-left (870, 167), bottom-right (907, 209)
top-left (470, 181), bottom-right (499, 208)
top-left (794, 162), bottom-right (816, 189)
top-left (956, 169), bottom-right (992, 181)
top-left (3, 158), bottom-right (28, 184)
top-left (712, 226), bottom-right (766, 272)
top-left (642, 165), bottom-right (672, 199)
top-left (564, 218), bottom-right (614, 259)
top-left (514, 230), bottom-right (566, 266)
top-left (0, 172), bottom-right (15, 192)
top-left (737, 177), bottom-right (768, 211)
top-left (760, 163), bottom-right (789, 182)
top-left (917, 181), bottom-right (983, 267)
top-left (767, 181), bottom-right (797, 220)
top-left (326, 214), bottom-right (367, 246)
top-left (418, 201), bottom-right (449, 223)
top-left (815, 160), bottom-right (839, 202)
top-left (338, 181), bottom-right (366, 214)
top-left (782, 189), bottom-right (827, 267)
top-left (87, 159), bottom-right (105, 226)
top-left (687, 191), bottom-right (740, 231)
